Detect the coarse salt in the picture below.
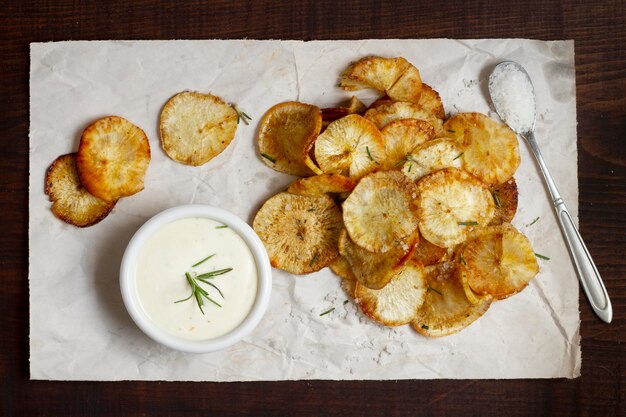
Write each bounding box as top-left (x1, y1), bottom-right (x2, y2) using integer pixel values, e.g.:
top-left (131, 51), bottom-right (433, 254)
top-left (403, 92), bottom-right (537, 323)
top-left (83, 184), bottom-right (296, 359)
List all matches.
top-left (489, 62), bottom-right (536, 133)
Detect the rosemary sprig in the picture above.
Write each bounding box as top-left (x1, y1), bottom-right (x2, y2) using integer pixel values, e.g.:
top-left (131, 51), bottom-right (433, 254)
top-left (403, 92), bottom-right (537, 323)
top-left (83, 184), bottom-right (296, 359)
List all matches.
top-left (535, 253), bottom-right (550, 260)
top-left (366, 146), bottom-right (379, 164)
top-left (394, 153), bottom-right (416, 167)
top-left (458, 221), bottom-right (479, 226)
top-left (231, 104), bottom-right (252, 125)
top-left (527, 217), bottom-right (540, 227)
top-left (261, 153), bottom-right (276, 163)
top-left (447, 129), bottom-right (456, 133)
top-left (175, 272), bottom-right (224, 314)
top-left (196, 268), bottom-right (233, 280)
top-left (320, 307), bottom-right (335, 316)
top-left (175, 256), bottom-right (232, 314)
top-left (453, 152), bottom-right (464, 161)
top-left (421, 324), bottom-right (429, 330)
top-left (215, 224), bottom-right (228, 229)
top-left (192, 254), bottom-right (215, 267)
top-left (493, 191), bottom-right (502, 208)
top-left (343, 300), bottom-right (349, 305)
top-left (460, 253), bottom-right (467, 265)
top-left (428, 286), bottom-right (443, 296)
top-left (309, 253), bottom-right (319, 267)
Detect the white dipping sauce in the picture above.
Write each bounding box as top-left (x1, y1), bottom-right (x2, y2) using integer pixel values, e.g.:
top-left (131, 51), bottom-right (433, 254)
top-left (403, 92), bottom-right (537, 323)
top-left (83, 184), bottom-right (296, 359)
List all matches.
top-left (134, 217), bottom-right (258, 341)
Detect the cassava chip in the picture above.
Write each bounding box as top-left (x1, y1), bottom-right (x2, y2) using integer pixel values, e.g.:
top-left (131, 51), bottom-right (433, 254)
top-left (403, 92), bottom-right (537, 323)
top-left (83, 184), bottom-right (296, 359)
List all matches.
top-left (380, 119), bottom-right (436, 168)
top-left (364, 101), bottom-right (443, 134)
top-left (342, 274), bottom-right (357, 299)
top-left (355, 261), bottom-right (427, 326)
top-left (321, 96), bottom-right (367, 124)
top-left (314, 114), bottom-right (385, 179)
top-left (401, 138), bottom-right (463, 181)
top-left (330, 255), bottom-right (357, 281)
top-left (160, 91), bottom-right (238, 166)
top-left (77, 116), bottom-right (150, 201)
top-left (46, 153), bottom-right (116, 227)
top-left (489, 177), bottom-right (519, 225)
top-left (339, 56), bottom-right (423, 103)
top-left (416, 168), bottom-right (495, 248)
top-left (338, 229), bottom-right (414, 290)
top-left (343, 170), bottom-right (419, 253)
top-left (257, 101), bottom-right (321, 176)
top-left (418, 84), bottom-right (445, 119)
top-left (412, 238), bottom-right (449, 267)
top-left (287, 174), bottom-right (357, 197)
top-left (413, 262), bottom-right (492, 337)
top-left (253, 192), bottom-right (342, 274)
top-left (444, 112), bottom-right (520, 185)
top-left (458, 223), bottom-right (539, 299)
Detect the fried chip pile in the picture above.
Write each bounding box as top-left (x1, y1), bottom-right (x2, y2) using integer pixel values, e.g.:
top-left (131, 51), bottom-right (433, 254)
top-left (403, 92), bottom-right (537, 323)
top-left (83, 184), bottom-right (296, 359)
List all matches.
top-left (250, 55), bottom-right (540, 337)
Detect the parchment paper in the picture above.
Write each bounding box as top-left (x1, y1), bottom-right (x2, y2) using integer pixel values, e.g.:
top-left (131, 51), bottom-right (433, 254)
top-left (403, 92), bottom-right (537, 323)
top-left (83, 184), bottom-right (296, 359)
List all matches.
top-left (29, 39), bottom-right (581, 380)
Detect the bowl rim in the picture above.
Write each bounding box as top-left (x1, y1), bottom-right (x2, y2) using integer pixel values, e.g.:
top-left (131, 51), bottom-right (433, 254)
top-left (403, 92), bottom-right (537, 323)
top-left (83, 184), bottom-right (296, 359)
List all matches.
top-left (119, 204), bottom-right (272, 353)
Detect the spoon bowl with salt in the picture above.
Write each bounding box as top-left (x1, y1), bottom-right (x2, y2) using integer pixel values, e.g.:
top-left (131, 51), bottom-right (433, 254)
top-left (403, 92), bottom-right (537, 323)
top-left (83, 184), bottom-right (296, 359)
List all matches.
top-left (488, 61), bottom-right (612, 323)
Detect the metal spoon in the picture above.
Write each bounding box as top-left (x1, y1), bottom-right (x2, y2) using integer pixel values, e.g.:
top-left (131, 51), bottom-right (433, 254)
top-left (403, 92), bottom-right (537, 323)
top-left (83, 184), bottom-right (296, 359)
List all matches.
top-left (488, 61), bottom-right (612, 323)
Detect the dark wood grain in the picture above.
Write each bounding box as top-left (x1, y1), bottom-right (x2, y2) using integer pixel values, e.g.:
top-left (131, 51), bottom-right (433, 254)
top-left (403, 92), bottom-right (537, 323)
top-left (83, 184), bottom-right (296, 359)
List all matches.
top-left (1, 1), bottom-right (625, 416)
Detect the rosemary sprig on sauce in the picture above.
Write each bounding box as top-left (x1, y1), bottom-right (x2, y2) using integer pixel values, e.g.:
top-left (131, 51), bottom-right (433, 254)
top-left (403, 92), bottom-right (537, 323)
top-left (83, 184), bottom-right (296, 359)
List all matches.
top-left (231, 104), bottom-right (252, 125)
top-left (319, 307), bottom-right (335, 316)
top-left (215, 224), bottom-right (228, 229)
top-left (175, 257), bottom-right (232, 314)
top-left (535, 253), bottom-right (550, 260)
top-left (175, 272), bottom-right (224, 314)
top-left (458, 221), bottom-right (479, 226)
top-left (192, 254), bottom-right (215, 267)
top-left (261, 153), bottom-right (276, 163)
top-left (453, 152), bottom-right (464, 161)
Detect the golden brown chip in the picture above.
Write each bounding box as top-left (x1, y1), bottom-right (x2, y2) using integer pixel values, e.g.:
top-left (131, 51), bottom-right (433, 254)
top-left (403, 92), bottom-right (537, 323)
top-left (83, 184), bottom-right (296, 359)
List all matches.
top-left (368, 95), bottom-right (394, 110)
top-left (401, 138), bottom-right (463, 181)
top-left (458, 223), bottom-right (539, 299)
top-left (341, 275), bottom-right (357, 299)
top-left (159, 91), bottom-right (238, 166)
top-left (46, 153), bottom-right (116, 227)
top-left (253, 192), bottom-right (342, 274)
top-left (418, 84), bottom-right (445, 119)
top-left (338, 229), bottom-right (413, 290)
top-left (364, 101), bottom-right (443, 134)
top-left (287, 174), bottom-right (357, 197)
top-left (343, 170), bottom-right (419, 253)
top-left (321, 96), bottom-right (367, 124)
top-left (412, 238), bottom-right (449, 267)
top-left (413, 262), bottom-right (492, 337)
top-left (339, 56), bottom-right (423, 103)
top-left (380, 119), bottom-right (436, 168)
top-left (416, 168), bottom-right (495, 248)
top-left (444, 112), bottom-right (520, 185)
top-left (257, 101), bottom-right (321, 176)
top-left (314, 114), bottom-right (385, 179)
top-left (489, 177), bottom-right (519, 225)
top-left (355, 261), bottom-right (427, 326)
top-left (329, 255), bottom-right (357, 281)
top-left (77, 116), bottom-right (151, 201)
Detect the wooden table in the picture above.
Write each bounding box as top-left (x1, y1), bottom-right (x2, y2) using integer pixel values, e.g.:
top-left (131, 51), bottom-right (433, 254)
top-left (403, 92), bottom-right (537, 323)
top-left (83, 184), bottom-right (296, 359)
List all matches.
top-left (2, 1), bottom-right (624, 415)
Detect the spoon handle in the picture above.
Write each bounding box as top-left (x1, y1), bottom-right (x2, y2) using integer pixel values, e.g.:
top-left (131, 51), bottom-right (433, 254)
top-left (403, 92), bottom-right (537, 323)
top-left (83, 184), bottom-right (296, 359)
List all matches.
top-left (523, 131), bottom-right (612, 323)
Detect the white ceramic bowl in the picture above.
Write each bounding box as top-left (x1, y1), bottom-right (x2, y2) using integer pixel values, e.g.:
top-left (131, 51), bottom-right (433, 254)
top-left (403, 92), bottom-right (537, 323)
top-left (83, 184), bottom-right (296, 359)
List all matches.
top-left (120, 205), bottom-right (272, 353)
